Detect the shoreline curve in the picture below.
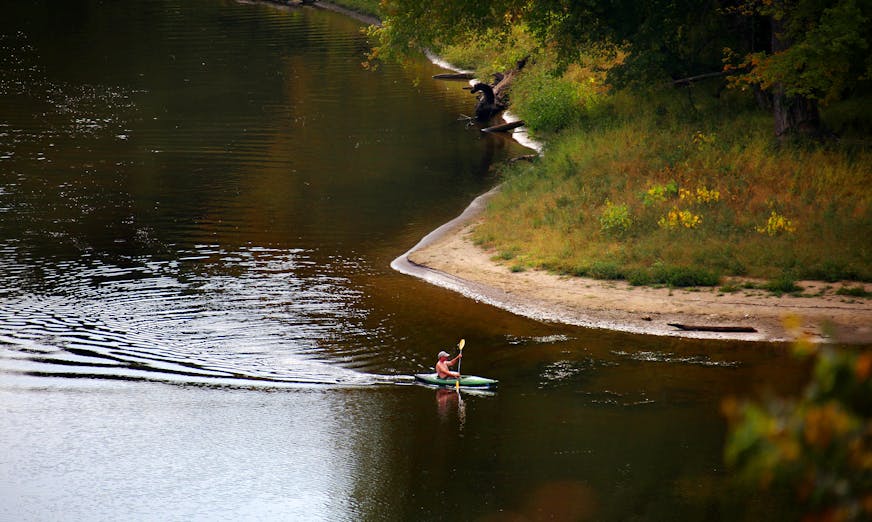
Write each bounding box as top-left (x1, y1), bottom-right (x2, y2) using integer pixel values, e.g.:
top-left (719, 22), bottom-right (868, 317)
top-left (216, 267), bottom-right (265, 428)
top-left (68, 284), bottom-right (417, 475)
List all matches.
top-left (392, 188), bottom-right (872, 345)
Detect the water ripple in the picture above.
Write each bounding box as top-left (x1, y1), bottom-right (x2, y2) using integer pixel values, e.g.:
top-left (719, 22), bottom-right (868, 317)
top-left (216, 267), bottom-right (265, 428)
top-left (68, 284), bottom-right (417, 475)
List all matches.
top-left (611, 350), bottom-right (740, 368)
top-left (0, 245), bottom-right (388, 387)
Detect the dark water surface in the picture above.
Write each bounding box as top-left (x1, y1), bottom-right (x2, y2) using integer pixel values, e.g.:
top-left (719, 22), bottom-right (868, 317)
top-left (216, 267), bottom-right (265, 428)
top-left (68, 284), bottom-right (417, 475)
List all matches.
top-left (1, 1), bottom-right (806, 520)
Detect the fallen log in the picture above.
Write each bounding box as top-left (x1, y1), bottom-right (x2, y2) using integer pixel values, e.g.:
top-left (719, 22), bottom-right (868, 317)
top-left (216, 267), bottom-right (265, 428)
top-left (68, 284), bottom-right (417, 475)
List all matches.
top-left (433, 72), bottom-right (475, 80)
top-left (508, 154), bottom-right (537, 163)
top-left (470, 83), bottom-right (504, 121)
top-left (492, 56), bottom-right (528, 103)
top-left (465, 57), bottom-right (529, 122)
top-left (668, 323), bottom-right (757, 333)
top-left (481, 120), bottom-right (525, 133)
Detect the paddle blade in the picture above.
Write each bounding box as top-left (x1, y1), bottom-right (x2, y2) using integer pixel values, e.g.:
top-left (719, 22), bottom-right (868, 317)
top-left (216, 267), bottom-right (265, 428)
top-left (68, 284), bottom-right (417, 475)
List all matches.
top-left (456, 339), bottom-right (465, 391)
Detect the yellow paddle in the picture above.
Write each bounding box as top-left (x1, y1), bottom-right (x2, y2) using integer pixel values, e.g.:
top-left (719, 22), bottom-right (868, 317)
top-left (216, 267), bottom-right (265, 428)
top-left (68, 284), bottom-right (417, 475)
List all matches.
top-left (455, 338), bottom-right (465, 391)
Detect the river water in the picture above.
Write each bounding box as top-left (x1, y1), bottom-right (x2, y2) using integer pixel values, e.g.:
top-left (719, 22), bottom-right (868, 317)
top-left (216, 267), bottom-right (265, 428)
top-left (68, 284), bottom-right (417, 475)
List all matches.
top-left (0, 1), bottom-right (808, 520)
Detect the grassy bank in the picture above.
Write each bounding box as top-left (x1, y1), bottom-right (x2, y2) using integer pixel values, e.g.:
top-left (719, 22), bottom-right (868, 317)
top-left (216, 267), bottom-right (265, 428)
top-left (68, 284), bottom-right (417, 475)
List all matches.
top-left (436, 39), bottom-right (872, 289)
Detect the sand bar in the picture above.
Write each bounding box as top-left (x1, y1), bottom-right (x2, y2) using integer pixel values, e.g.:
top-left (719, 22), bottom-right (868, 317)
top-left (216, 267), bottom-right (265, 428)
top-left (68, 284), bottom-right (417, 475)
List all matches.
top-left (393, 189), bottom-right (872, 344)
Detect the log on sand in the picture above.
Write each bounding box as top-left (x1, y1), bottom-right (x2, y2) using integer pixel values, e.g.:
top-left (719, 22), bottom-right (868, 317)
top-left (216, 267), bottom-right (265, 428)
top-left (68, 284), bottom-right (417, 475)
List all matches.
top-left (668, 323), bottom-right (757, 333)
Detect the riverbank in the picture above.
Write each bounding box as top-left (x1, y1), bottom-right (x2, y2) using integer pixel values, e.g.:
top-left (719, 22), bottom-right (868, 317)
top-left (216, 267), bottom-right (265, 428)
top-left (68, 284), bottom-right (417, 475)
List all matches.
top-left (288, 0), bottom-right (872, 344)
top-left (395, 189), bottom-right (872, 344)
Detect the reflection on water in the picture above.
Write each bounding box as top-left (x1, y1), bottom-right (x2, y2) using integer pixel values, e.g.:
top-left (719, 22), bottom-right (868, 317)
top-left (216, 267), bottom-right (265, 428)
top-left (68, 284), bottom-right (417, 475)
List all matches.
top-left (0, 0), bottom-right (812, 520)
top-left (435, 388), bottom-right (466, 427)
top-left (612, 349), bottom-right (741, 367)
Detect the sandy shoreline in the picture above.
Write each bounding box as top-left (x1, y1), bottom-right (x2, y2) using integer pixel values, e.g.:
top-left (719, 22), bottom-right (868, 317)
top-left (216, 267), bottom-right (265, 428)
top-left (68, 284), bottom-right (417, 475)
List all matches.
top-left (393, 189), bottom-right (872, 344)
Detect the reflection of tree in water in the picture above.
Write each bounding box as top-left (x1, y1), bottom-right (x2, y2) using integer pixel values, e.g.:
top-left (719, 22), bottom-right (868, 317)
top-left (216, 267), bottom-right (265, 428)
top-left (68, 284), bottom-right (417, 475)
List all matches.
top-left (436, 388), bottom-right (465, 428)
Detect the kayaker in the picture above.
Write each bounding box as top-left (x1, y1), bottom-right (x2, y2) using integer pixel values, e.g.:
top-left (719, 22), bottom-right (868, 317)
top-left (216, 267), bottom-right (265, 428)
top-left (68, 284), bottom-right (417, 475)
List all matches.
top-left (436, 350), bottom-right (462, 379)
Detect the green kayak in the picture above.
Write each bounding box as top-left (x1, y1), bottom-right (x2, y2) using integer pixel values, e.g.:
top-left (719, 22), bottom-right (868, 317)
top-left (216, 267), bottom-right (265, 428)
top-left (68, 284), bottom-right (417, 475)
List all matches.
top-left (414, 373), bottom-right (498, 389)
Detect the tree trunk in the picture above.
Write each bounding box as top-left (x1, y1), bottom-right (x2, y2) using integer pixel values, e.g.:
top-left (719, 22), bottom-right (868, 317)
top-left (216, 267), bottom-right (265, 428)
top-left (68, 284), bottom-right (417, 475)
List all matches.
top-left (772, 84), bottom-right (821, 138)
top-left (492, 56), bottom-right (527, 106)
top-left (752, 84), bottom-right (772, 111)
top-left (769, 12), bottom-right (821, 138)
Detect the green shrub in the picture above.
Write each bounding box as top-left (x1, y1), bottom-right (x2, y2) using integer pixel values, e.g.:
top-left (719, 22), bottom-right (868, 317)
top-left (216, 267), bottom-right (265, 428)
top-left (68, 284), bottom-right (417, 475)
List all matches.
top-left (599, 200), bottom-right (633, 236)
top-left (651, 263), bottom-right (721, 287)
top-left (588, 261), bottom-right (625, 280)
top-left (643, 180), bottom-right (679, 205)
top-left (494, 248), bottom-right (519, 261)
top-left (836, 285), bottom-right (871, 298)
top-left (511, 68), bottom-right (585, 133)
top-left (803, 261), bottom-right (863, 283)
top-left (626, 264), bottom-right (720, 287)
top-left (437, 25), bottom-right (538, 77)
top-left (627, 268), bottom-right (653, 286)
top-left (764, 276), bottom-right (803, 295)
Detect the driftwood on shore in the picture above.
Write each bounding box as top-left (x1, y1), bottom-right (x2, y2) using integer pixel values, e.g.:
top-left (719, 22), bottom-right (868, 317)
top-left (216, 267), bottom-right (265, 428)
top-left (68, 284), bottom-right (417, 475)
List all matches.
top-left (508, 154), bottom-right (537, 163)
top-left (481, 120), bottom-right (525, 133)
top-left (433, 72), bottom-right (475, 80)
top-left (668, 323), bottom-right (757, 333)
top-left (461, 57), bottom-right (528, 122)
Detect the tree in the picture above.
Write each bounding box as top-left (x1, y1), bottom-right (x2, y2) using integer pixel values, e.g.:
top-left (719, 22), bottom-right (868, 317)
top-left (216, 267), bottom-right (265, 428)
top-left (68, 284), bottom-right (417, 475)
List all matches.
top-left (725, 0), bottom-right (872, 137)
top-left (370, 0), bottom-right (871, 137)
top-left (370, 0), bottom-right (736, 79)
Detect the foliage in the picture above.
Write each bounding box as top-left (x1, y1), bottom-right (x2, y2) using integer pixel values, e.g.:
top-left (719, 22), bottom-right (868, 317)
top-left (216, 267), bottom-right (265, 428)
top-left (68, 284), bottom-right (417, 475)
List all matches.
top-left (658, 207), bottom-right (702, 230)
top-left (370, 0), bottom-right (872, 135)
top-left (756, 210), bottom-right (797, 236)
top-left (510, 66), bottom-right (588, 133)
top-left (436, 25), bottom-right (538, 78)
top-left (628, 263), bottom-right (721, 287)
top-left (724, 0), bottom-right (872, 104)
top-left (680, 186), bottom-right (720, 205)
top-left (723, 341), bottom-right (872, 521)
top-left (836, 286), bottom-right (872, 298)
top-left (369, 0), bottom-right (741, 79)
top-left (764, 275), bottom-right (803, 295)
top-left (510, 49), bottom-right (614, 135)
top-left (599, 199), bottom-right (632, 236)
top-left (643, 181), bottom-right (679, 205)
top-left (587, 260), bottom-right (625, 280)
top-left (365, 1), bottom-right (518, 65)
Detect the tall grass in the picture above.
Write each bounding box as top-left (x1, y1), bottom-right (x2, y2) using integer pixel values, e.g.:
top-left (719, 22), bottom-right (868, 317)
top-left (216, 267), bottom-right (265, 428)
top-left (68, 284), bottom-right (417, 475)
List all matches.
top-left (474, 85), bottom-right (872, 286)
